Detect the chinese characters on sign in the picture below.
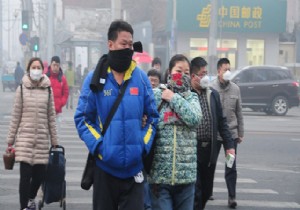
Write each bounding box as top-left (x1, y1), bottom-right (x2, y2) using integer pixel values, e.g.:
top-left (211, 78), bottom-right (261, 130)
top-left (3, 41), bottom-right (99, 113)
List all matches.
top-left (197, 5), bottom-right (263, 29)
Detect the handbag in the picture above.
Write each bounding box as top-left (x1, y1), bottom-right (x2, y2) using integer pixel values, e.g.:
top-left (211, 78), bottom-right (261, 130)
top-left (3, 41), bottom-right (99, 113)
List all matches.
top-left (3, 151), bottom-right (15, 170)
top-left (80, 80), bottom-right (129, 190)
top-left (81, 153), bottom-right (95, 190)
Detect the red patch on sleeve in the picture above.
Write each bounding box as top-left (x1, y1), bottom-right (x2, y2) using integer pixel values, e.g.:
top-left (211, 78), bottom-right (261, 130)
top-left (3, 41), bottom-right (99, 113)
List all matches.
top-left (130, 87), bottom-right (139, 95)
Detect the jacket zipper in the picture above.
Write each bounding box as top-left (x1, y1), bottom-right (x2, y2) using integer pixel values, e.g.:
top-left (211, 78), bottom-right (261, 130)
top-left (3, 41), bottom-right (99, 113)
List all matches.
top-left (34, 89), bottom-right (37, 161)
top-left (171, 125), bottom-right (177, 185)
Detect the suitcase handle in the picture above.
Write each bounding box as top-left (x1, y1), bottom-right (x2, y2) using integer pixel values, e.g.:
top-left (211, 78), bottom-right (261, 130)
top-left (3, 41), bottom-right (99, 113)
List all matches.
top-left (49, 145), bottom-right (65, 154)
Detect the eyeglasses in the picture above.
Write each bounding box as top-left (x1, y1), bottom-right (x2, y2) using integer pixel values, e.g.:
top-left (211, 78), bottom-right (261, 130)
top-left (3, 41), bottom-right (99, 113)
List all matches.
top-left (194, 72), bottom-right (207, 78)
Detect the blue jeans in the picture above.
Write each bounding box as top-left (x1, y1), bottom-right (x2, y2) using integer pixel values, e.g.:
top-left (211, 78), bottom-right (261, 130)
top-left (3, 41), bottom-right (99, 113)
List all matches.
top-left (144, 180), bottom-right (152, 210)
top-left (150, 183), bottom-right (195, 210)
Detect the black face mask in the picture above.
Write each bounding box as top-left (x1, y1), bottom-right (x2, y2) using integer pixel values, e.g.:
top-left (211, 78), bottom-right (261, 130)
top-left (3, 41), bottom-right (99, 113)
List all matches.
top-left (108, 48), bottom-right (134, 73)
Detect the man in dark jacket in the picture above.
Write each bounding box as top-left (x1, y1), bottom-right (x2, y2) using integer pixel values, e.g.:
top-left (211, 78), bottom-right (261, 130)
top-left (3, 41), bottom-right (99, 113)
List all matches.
top-left (190, 57), bottom-right (235, 210)
top-left (14, 61), bottom-right (24, 89)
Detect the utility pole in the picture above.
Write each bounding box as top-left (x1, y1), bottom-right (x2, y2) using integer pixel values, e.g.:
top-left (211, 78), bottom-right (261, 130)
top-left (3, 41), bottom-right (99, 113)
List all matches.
top-left (21, 0), bottom-right (33, 66)
top-left (170, 0), bottom-right (177, 57)
top-left (47, 0), bottom-right (54, 62)
top-left (208, 0), bottom-right (218, 74)
top-left (7, 0), bottom-right (10, 60)
top-left (111, 0), bottom-right (121, 21)
top-left (0, 0), bottom-right (3, 67)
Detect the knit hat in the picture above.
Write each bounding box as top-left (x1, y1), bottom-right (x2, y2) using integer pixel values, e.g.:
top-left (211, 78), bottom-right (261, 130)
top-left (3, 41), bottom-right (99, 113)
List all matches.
top-left (51, 56), bottom-right (60, 64)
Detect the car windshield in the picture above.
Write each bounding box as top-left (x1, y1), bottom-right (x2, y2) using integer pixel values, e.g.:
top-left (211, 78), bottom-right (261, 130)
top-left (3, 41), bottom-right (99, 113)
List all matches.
top-left (229, 69), bottom-right (241, 80)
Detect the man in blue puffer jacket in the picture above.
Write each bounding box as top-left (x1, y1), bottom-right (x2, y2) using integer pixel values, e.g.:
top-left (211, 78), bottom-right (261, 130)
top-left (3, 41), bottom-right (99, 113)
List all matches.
top-left (74, 20), bottom-right (159, 210)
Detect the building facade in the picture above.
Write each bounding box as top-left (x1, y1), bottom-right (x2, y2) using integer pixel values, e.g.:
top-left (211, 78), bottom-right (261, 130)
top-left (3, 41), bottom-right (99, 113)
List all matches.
top-left (174, 0), bottom-right (287, 71)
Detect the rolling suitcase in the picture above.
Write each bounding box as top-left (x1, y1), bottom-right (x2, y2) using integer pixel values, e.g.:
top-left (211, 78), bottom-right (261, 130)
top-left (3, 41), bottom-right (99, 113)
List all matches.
top-left (38, 145), bottom-right (66, 210)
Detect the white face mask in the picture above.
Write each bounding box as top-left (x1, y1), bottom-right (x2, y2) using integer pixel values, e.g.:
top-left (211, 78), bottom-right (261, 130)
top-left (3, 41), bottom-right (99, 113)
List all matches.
top-left (199, 75), bottom-right (210, 89)
top-left (223, 70), bottom-right (232, 81)
top-left (30, 69), bottom-right (43, 81)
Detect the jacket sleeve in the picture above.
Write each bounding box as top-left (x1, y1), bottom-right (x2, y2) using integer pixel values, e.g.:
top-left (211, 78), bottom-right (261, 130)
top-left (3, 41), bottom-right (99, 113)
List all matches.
top-left (6, 86), bottom-right (23, 145)
top-left (141, 73), bottom-right (159, 155)
top-left (74, 72), bottom-right (103, 155)
top-left (236, 87), bottom-right (244, 138)
top-left (48, 87), bottom-right (58, 146)
top-left (61, 76), bottom-right (69, 107)
top-left (213, 90), bottom-right (234, 149)
top-left (169, 91), bottom-right (202, 127)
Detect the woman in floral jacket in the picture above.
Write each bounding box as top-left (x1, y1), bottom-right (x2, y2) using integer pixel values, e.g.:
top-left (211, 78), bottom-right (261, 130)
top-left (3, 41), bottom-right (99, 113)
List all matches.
top-left (148, 54), bottom-right (202, 210)
top-left (6, 57), bottom-right (58, 210)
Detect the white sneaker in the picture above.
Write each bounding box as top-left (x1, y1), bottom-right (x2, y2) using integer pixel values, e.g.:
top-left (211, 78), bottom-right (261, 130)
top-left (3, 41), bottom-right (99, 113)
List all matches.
top-left (26, 199), bottom-right (36, 210)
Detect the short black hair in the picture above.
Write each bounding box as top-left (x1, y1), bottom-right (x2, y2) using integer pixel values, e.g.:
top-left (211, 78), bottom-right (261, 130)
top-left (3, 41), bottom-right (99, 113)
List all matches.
top-left (51, 56), bottom-right (60, 64)
top-left (147, 69), bottom-right (161, 82)
top-left (217, 58), bottom-right (230, 69)
top-left (152, 57), bottom-right (162, 67)
top-left (190, 57), bottom-right (208, 75)
top-left (107, 20), bottom-right (134, 41)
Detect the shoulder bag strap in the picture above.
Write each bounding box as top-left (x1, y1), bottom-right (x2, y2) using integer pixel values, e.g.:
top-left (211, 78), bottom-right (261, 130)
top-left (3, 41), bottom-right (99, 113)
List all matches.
top-left (157, 100), bottom-right (166, 113)
top-left (101, 80), bottom-right (129, 135)
top-left (20, 84), bottom-right (23, 100)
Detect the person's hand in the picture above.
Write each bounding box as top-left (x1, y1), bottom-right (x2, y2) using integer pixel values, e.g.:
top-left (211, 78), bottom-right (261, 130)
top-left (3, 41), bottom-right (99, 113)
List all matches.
top-left (161, 89), bottom-right (174, 102)
top-left (6, 144), bottom-right (15, 153)
top-left (237, 137), bottom-right (243, 144)
top-left (142, 115), bottom-right (147, 128)
top-left (226, 148), bottom-right (235, 157)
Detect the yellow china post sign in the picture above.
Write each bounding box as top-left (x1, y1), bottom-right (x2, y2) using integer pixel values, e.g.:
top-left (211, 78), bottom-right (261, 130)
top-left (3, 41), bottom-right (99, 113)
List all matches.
top-left (177, 0), bottom-right (286, 33)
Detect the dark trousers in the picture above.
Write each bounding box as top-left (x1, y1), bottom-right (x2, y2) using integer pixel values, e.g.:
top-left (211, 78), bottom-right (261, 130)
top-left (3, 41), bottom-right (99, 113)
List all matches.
top-left (93, 166), bottom-right (144, 210)
top-left (194, 143), bottom-right (218, 210)
top-left (144, 179), bottom-right (152, 210)
top-left (66, 86), bottom-right (73, 109)
top-left (219, 139), bottom-right (238, 199)
top-left (19, 162), bottom-right (46, 210)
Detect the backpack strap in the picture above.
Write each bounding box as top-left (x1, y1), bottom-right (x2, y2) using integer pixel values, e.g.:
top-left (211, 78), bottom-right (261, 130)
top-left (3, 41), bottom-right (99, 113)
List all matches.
top-left (157, 100), bottom-right (166, 113)
top-left (47, 86), bottom-right (51, 101)
top-left (20, 84), bottom-right (51, 103)
top-left (20, 84), bottom-right (23, 102)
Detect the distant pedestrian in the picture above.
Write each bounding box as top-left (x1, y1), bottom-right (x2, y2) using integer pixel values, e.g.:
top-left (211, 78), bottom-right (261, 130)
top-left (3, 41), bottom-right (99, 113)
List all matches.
top-left (43, 61), bottom-right (48, 74)
top-left (65, 61), bottom-right (75, 109)
top-left (14, 61), bottom-right (24, 89)
top-left (46, 56), bottom-right (69, 131)
top-left (147, 69), bottom-right (161, 88)
top-left (211, 58), bottom-right (244, 209)
top-left (81, 67), bottom-right (89, 90)
top-left (6, 57), bottom-right (58, 210)
top-left (151, 57), bottom-right (162, 72)
top-left (75, 64), bottom-right (82, 87)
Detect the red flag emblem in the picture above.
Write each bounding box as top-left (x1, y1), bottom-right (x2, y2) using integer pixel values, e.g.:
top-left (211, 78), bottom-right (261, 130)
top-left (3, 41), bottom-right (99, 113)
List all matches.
top-left (130, 87), bottom-right (139, 95)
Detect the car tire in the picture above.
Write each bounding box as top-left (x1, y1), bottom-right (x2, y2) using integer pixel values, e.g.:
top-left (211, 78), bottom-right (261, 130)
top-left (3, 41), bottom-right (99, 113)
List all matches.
top-left (271, 96), bottom-right (288, 116)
